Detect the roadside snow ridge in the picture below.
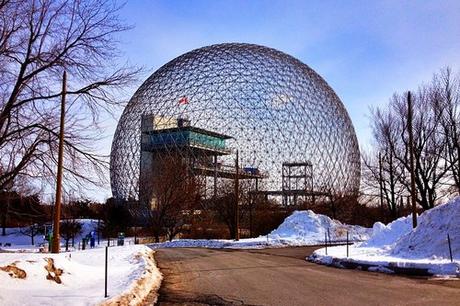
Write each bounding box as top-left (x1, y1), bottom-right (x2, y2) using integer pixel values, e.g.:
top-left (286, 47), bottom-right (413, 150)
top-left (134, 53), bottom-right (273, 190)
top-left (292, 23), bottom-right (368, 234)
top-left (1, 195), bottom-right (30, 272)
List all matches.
top-left (269, 210), bottom-right (371, 244)
top-left (391, 198), bottom-right (460, 260)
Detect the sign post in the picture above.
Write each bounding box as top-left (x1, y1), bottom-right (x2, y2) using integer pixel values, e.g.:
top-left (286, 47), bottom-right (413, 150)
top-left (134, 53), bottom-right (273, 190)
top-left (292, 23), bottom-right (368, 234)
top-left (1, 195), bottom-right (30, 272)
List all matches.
top-left (104, 246), bottom-right (108, 298)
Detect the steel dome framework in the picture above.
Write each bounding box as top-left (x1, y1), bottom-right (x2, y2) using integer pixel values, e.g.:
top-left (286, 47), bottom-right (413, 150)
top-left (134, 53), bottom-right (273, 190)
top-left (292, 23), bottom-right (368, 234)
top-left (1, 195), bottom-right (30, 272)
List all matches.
top-left (110, 43), bottom-right (360, 202)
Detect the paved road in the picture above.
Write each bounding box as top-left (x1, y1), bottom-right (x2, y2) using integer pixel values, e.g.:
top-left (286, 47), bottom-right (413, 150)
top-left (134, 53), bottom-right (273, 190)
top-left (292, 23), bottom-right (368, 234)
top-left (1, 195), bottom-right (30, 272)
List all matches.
top-left (152, 247), bottom-right (460, 306)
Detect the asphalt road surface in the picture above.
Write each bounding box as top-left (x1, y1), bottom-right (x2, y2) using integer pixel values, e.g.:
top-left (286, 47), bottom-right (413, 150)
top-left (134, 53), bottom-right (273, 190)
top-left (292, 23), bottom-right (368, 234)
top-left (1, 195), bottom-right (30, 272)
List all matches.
top-left (151, 246), bottom-right (460, 306)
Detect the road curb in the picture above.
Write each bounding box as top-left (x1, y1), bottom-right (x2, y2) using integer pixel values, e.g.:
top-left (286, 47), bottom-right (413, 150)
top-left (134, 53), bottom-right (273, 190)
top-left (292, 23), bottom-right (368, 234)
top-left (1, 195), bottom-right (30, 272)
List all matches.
top-left (307, 254), bottom-right (460, 278)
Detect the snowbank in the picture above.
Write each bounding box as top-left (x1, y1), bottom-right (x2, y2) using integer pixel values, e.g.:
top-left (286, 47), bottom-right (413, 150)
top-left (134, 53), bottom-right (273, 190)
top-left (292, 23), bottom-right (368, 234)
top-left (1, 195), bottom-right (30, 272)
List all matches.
top-left (0, 245), bottom-right (162, 305)
top-left (360, 215), bottom-right (413, 248)
top-left (310, 198), bottom-right (460, 277)
top-left (391, 199), bottom-right (460, 260)
top-left (151, 210), bottom-right (371, 249)
top-left (268, 210), bottom-right (371, 245)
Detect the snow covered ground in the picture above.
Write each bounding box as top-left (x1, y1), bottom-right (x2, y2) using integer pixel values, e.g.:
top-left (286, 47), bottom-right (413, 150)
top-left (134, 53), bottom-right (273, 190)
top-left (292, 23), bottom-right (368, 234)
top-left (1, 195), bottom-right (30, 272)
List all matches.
top-left (0, 245), bottom-right (162, 306)
top-left (0, 220), bottom-right (161, 305)
top-left (0, 219), bottom-right (135, 252)
top-left (310, 197), bottom-right (460, 277)
top-left (150, 210), bottom-right (372, 249)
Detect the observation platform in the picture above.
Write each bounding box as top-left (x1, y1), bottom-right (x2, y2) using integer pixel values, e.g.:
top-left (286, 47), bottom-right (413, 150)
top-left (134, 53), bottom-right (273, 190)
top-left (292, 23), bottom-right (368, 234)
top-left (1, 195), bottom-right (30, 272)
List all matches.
top-left (141, 116), bottom-right (232, 156)
top-left (249, 190), bottom-right (330, 197)
top-left (140, 115), bottom-right (266, 181)
top-left (193, 164), bottom-right (268, 180)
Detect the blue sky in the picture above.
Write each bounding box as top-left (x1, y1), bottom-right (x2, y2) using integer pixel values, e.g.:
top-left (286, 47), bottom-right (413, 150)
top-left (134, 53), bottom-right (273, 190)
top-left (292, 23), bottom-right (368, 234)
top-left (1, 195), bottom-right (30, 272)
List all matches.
top-left (114, 1), bottom-right (460, 145)
top-left (94, 0), bottom-right (460, 200)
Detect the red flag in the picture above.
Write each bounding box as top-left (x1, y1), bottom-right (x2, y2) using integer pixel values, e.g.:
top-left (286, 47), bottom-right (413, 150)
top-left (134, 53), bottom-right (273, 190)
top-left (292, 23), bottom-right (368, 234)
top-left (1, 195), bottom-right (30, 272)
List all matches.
top-left (178, 96), bottom-right (188, 105)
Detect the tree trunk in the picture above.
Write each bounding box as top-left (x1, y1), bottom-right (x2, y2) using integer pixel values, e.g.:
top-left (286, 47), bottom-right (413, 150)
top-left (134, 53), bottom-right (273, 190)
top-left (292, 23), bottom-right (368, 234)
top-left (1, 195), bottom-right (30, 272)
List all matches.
top-left (1, 195), bottom-right (9, 236)
top-left (1, 211), bottom-right (6, 236)
top-left (407, 91), bottom-right (418, 228)
top-left (330, 199), bottom-right (337, 219)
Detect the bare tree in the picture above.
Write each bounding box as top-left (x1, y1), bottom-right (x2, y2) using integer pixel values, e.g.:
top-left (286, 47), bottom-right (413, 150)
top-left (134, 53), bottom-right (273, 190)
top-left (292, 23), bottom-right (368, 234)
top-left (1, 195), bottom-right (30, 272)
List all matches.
top-left (60, 218), bottom-right (82, 251)
top-left (369, 76), bottom-right (451, 210)
top-left (0, 190), bottom-right (11, 235)
top-left (7, 189), bottom-right (47, 245)
top-left (362, 148), bottom-right (407, 218)
top-left (99, 197), bottom-right (130, 239)
top-left (19, 223), bottom-right (40, 245)
top-left (0, 0), bottom-right (138, 195)
top-left (146, 156), bottom-right (201, 242)
top-left (435, 68), bottom-right (460, 193)
top-left (209, 180), bottom-right (250, 239)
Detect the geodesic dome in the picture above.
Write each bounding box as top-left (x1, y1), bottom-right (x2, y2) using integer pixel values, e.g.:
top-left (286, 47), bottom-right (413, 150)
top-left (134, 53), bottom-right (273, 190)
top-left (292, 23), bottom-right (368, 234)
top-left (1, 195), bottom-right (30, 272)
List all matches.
top-left (110, 43), bottom-right (360, 200)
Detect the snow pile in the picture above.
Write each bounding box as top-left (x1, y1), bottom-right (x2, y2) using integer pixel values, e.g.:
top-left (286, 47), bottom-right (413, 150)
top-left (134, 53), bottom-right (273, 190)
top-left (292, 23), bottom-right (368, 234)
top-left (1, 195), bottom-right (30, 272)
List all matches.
top-left (360, 215), bottom-right (413, 248)
top-left (0, 245), bottom-right (162, 306)
top-left (392, 199), bottom-right (460, 260)
top-left (268, 210), bottom-right (371, 245)
top-left (151, 210), bottom-right (372, 249)
top-left (310, 197), bottom-right (460, 276)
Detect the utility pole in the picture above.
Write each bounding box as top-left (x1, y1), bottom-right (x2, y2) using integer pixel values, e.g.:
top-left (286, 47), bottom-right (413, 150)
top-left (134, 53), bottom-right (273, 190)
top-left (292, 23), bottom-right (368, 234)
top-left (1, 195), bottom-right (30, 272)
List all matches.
top-left (378, 152), bottom-right (385, 220)
top-left (234, 150), bottom-right (240, 241)
top-left (407, 91), bottom-right (418, 228)
top-left (52, 71), bottom-right (67, 253)
top-left (249, 195), bottom-right (253, 238)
